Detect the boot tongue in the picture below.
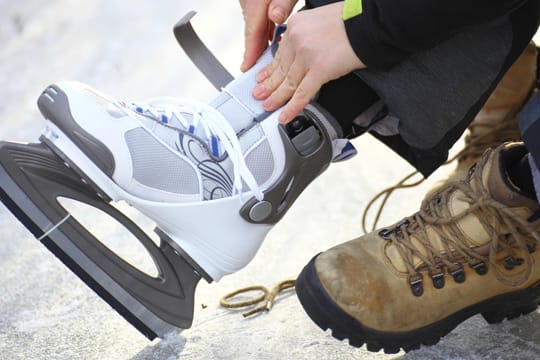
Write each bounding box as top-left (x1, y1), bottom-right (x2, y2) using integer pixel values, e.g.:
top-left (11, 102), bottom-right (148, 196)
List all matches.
top-left (484, 143), bottom-right (539, 209)
top-left (208, 47), bottom-right (353, 161)
top-left (385, 143), bottom-right (537, 274)
top-left (209, 48), bottom-right (275, 133)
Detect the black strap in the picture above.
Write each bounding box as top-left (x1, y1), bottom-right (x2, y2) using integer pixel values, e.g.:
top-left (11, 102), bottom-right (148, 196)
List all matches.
top-left (173, 11), bottom-right (234, 91)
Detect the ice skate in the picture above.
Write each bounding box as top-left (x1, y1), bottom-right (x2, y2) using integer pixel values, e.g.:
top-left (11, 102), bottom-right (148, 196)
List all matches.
top-left (0, 14), bottom-right (352, 339)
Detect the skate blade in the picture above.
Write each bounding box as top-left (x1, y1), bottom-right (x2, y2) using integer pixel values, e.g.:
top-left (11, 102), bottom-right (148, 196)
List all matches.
top-left (0, 141), bottom-right (201, 340)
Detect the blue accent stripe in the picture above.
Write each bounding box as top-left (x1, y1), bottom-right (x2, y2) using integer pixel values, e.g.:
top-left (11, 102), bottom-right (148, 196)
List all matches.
top-left (211, 135), bottom-right (219, 157)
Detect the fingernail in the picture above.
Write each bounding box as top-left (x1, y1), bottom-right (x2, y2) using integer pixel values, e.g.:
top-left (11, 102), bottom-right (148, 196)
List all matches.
top-left (253, 84), bottom-right (266, 98)
top-left (278, 111), bottom-right (288, 124)
top-left (256, 69), bottom-right (268, 82)
top-left (271, 7), bottom-right (286, 23)
top-left (263, 98), bottom-right (273, 110)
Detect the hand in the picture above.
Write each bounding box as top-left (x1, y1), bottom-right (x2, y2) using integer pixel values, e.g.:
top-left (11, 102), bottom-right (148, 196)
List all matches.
top-left (252, 2), bottom-right (366, 124)
top-left (239, 0), bottom-right (298, 72)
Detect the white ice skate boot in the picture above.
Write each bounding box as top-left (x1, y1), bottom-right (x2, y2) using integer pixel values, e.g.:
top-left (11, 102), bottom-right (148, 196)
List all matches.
top-left (37, 48), bottom-right (352, 282)
top-left (0, 16), bottom-right (356, 339)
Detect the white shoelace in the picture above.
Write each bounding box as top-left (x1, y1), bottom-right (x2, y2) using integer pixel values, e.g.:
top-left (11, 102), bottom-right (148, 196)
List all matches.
top-left (128, 97), bottom-right (264, 201)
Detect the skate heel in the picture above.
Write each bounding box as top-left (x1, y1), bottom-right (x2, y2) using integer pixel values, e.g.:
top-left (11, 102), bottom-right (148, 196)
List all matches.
top-left (133, 195), bottom-right (274, 281)
top-left (155, 228), bottom-right (213, 283)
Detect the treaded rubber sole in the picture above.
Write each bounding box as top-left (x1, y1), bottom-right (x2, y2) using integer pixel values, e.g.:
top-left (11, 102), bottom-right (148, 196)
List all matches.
top-left (296, 255), bottom-right (540, 353)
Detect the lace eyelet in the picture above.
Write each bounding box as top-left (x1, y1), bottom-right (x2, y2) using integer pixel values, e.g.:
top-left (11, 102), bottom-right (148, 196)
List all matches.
top-left (449, 264), bottom-right (466, 283)
top-left (502, 256), bottom-right (524, 270)
top-left (429, 269), bottom-right (445, 289)
top-left (378, 228), bottom-right (393, 239)
top-left (396, 219), bottom-right (409, 228)
top-left (467, 163), bottom-right (477, 178)
top-left (408, 273), bottom-right (424, 297)
top-left (469, 261), bottom-right (488, 275)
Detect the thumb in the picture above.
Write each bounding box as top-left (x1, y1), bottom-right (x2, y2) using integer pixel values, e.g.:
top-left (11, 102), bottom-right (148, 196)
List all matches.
top-left (241, 2), bottom-right (272, 72)
top-left (268, 0), bottom-right (297, 24)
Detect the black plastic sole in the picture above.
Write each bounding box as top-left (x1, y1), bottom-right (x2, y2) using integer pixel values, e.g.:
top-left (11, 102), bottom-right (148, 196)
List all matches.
top-left (296, 255), bottom-right (540, 353)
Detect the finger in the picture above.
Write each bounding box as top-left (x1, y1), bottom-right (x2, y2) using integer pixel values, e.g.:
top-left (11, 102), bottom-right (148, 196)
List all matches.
top-left (253, 40), bottom-right (294, 97)
top-left (255, 29), bottom-right (292, 83)
top-left (253, 55), bottom-right (289, 100)
top-left (278, 72), bottom-right (321, 124)
top-left (261, 61), bottom-right (306, 112)
top-left (242, 20), bottom-right (273, 72)
top-left (268, 0), bottom-right (298, 24)
top-left (241, 4), bottom-right (273, 72)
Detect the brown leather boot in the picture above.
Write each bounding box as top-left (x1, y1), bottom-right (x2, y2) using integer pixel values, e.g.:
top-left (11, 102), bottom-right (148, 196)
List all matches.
top-left (297, 142), bottom-right (540, 353)
top-left (454, 42), bottom-right (537, 175)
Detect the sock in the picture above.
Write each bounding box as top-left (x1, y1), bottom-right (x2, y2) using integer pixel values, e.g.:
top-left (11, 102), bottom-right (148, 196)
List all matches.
top-left (528, 154), bottom-right (540, 204)
top-left (317, 73), bottom-right (379, 138)
top-left (508, 153), bottom-right (536, 200)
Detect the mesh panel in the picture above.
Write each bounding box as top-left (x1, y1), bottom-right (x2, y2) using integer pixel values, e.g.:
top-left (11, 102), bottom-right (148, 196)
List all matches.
top-left (125, 128), bottom-right (199, 194)
top-left (245, 139), bottom-right (274, 185)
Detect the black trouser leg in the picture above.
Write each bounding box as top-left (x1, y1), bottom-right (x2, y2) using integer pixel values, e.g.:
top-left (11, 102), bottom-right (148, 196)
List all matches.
top-left (316, 73), bottom-right (379, 138)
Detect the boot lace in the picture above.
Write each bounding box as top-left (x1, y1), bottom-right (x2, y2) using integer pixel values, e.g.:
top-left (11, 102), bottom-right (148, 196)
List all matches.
top-left (458, 114), bottom-right (521, 166)
top-left (362, 109), bottom-right (523, 234)
top-left (379, 149), bottom-right (540, 295)
top-left (126, 97), bottom-right (264, 201)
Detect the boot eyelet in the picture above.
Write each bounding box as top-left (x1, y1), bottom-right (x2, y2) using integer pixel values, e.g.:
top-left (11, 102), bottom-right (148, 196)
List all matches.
top-left (378, 229), bottom-right (393, 239)
top-left (470, 261), bottom-right (487, 275)
top-left (467, 163), bottom-right (477, 178)
top-left (408, 273), bottom-right (424, 297)
top-left (396, 219), bottom-right (409, 228)
top-left (527, 244), bottom-right (536, 254)
top-left (429, 269), bottom-right (445, 289)
top-left (502, 256), bottom-right (524, 270)
top-left (449, 264), bottom-right (466, 283)
top-left (527, 210), bottom-right (540, 223)
top-left (503, 257), bottom-right (515, 270)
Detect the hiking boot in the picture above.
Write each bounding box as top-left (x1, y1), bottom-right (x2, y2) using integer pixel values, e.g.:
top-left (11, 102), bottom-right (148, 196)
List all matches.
top-left (456, 42), bottom-right (537, 175)
top-left (297, 142), bottom-right (540, 353)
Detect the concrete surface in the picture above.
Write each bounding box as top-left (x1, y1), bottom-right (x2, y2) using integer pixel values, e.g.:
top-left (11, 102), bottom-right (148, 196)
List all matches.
top-left (1, 1), bottom-right (540, 359)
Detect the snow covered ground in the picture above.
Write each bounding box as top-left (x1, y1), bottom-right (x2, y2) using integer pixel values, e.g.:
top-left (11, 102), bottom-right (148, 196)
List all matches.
top-left (1, 1), bottom-right (540, 359)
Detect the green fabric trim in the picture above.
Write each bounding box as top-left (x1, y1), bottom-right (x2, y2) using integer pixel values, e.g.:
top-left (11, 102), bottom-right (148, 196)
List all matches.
top-left (343, 0), bottom-right (363, 21)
